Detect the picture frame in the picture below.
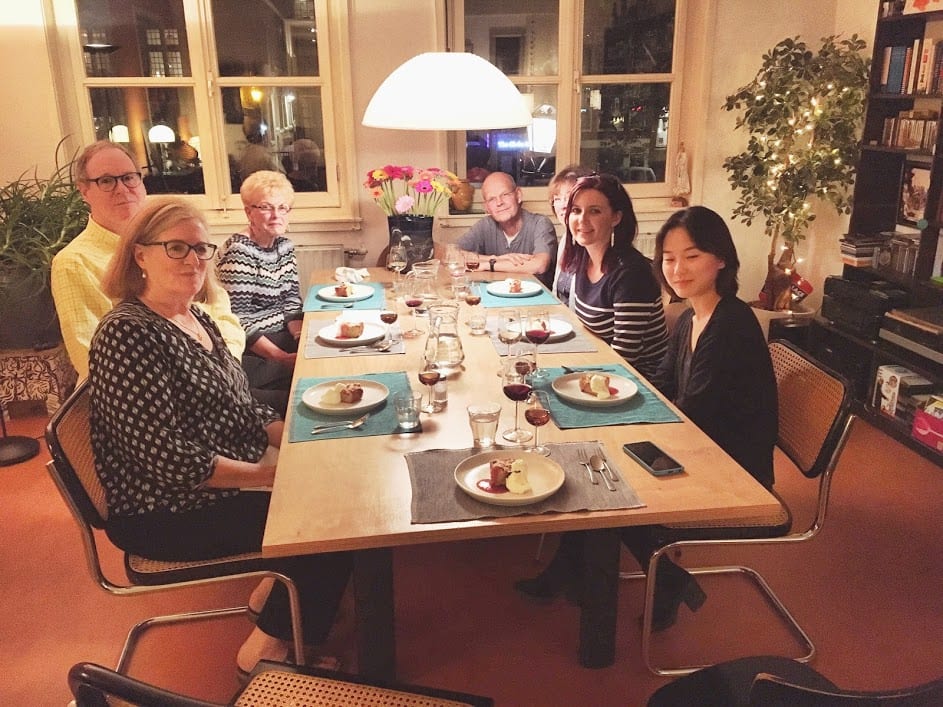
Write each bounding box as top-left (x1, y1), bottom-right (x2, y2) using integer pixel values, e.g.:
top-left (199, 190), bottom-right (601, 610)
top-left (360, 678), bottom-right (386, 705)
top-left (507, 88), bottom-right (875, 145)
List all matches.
top-left (899, 164), bottom-right (931, 225)
top-left (903, 0), bottom-right (943, 14)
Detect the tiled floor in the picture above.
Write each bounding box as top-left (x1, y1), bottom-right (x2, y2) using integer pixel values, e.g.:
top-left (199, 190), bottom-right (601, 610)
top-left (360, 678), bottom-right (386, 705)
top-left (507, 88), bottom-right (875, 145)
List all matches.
top-left (3, 411), bottom-right (942, 706)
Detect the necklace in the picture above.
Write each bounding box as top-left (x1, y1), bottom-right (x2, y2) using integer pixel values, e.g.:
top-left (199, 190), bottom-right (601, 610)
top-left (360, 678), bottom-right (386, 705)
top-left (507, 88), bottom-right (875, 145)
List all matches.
top-left (172, 311), bottom-right (211, 348)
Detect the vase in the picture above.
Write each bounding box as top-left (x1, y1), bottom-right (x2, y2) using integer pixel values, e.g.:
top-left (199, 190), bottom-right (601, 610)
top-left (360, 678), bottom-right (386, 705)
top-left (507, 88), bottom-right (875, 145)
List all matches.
top-left (388, 215), bottom-right (435, 272)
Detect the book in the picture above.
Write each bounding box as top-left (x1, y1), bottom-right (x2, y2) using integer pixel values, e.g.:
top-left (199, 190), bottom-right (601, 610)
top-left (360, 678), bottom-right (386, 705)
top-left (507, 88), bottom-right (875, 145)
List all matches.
top-left (887, 45), bottom-right (909, 93)
top-left (907, 39), bottom-right (922, 94)
top-left (881, 46), bottom-right (893, 91)
top-left (916, 42), bottom-right (934, 93)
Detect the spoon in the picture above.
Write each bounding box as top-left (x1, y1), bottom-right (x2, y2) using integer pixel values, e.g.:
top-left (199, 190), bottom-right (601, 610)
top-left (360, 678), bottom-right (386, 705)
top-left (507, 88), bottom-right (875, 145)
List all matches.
top-left (311, 413), bottom-right (370, 435)
top-left (590, 454), bottom-right (616, 492)
top-left (344, 339), bottom-right (393, 353)
top-left (320, 303), bottom-right (355, 309)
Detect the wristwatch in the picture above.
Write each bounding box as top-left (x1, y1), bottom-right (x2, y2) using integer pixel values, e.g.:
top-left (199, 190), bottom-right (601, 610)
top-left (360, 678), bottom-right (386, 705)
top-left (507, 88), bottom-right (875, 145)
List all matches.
top-left (489, 257), bottom-right (497, 272)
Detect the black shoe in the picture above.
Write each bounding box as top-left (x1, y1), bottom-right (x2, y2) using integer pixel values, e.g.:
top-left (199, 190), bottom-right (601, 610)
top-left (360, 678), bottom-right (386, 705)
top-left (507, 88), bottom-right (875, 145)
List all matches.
top-left (648, 563), bottom-right (707, 632)
top-left (514, 574), bottom-right (565, 602)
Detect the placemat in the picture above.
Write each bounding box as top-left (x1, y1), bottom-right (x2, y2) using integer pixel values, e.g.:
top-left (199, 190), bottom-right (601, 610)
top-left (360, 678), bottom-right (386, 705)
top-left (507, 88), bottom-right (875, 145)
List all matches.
top-left (289, 371), bottom-right (413, 442)
top-left (303, 312), bottom-right (406, 359)
top-left (477, 280), bottom-right (561, 308)
top-left (536, 364), bottom-right (681, 429)
top-left (485, 315), bottom-right (598, 355)
top-left (406, 441), bottom-right (644, 523)
top-left (303, 281), bottom-right (386, 311)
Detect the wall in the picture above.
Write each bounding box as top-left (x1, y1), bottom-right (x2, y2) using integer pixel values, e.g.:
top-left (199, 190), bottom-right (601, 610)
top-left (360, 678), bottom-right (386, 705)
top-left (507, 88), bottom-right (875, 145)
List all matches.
top-left (1, 0), bottom-right (877, 292)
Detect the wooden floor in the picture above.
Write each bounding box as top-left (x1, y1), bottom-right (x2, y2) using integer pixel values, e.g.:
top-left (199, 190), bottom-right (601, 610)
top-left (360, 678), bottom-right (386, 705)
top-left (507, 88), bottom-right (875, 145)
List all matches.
top-left (2, 409), bottom-right (942, 706)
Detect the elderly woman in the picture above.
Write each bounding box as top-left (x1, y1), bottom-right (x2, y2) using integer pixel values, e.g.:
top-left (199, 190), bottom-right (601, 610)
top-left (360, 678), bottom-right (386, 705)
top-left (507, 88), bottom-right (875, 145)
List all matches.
top-left (89, 198), bottom-right (351, 677)
top-left (217, 170), bottom-right (302, 411)
top-left (555, 173), bottom-right (668, 379)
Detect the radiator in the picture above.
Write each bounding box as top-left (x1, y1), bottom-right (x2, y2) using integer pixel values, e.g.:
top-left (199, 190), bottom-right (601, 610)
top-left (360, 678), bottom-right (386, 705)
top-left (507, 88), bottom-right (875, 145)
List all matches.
top-left (295, 244), bottom-right (345, 287)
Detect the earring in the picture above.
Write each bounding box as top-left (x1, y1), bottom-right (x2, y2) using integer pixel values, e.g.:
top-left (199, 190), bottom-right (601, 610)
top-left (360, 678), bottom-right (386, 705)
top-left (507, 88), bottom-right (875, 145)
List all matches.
top-left (141, 270), bottom-right (147, 279)
top-left (610, 231), bottom-right (615, 248)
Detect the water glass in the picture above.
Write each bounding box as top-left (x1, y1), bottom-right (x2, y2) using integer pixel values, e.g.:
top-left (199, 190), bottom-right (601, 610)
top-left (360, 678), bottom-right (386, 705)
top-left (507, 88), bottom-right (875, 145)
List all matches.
top-left (467, 402), bottom-right (501, 448)
top-left (393, 391), bottom-right (422, 430)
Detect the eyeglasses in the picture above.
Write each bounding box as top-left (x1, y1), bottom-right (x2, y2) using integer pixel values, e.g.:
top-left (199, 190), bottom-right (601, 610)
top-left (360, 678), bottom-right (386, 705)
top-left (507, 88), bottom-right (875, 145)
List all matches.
top-left (484, 190), bottom-right (517, 206)
top-left (140, 240), bottom-right (218, 260)
top-left (250, 203), bottom-right (292, 215)
top-left (85, 171), bottom-right (143, 192)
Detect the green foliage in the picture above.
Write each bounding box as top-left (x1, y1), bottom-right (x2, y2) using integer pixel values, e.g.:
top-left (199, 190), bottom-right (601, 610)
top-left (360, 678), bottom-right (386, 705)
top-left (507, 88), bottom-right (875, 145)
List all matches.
top-left (722, 35), bottom-right (870, 252)
top-left (0, 139), bottom-right (89, 285)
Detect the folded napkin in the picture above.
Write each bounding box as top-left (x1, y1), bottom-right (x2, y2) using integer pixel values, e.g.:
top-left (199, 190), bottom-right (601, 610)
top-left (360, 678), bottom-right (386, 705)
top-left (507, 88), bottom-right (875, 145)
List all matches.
top-left (303, 281), bottom-right (387, 311)
top-left (406, 441), bottom-right (644, 523)
top-left (289, 371), bottom-right (413, 442)
top-left (477, 280), bottom-right (562, 308)
top-left (536, 364), bottom-right (681, 429)
top-left (335, 266), bottom-right (371, 283)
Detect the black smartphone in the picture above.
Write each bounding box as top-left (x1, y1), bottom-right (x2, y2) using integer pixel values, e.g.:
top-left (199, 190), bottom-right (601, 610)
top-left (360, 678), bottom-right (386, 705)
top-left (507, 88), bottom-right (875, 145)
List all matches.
top-left (622, 441), bottom-right (684, 477)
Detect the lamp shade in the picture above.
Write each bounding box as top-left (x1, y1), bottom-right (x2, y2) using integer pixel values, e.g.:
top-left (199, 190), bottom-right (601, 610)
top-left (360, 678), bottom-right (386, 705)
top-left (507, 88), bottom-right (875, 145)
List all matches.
top-left (148, 124), bottom-right (175, 144)
top-left (362, 53), bottom-right (532, 130)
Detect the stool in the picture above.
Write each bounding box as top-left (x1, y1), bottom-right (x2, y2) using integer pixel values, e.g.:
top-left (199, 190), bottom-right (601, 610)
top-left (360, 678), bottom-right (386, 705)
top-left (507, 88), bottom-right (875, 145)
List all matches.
top-left (0, 344), bottom-right (78, 418)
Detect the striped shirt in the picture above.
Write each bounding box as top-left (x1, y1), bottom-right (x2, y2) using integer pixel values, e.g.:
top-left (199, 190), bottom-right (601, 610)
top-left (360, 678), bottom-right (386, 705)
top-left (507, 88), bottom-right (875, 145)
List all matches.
top-left (557, 247), bottom-right (668, 379)
top-left (216, 233), bottom-right (303, 347)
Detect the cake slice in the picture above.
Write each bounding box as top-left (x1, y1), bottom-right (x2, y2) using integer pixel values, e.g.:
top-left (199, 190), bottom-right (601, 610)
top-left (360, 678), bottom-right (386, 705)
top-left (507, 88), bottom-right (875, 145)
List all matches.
top-left (579, 372), bottom-right (612, 399)
top-left (338, 321), bottom-right (364, 338)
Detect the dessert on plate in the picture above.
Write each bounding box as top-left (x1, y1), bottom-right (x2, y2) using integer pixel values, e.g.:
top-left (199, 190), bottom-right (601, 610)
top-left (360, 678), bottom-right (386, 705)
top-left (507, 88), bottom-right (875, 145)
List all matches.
top-left (334, 282), bottom-right (351, 297)
top-left (488, 457), bottom-right (531, 494)
top-left (579, 372), bottom-right (612, 400)
top-left (337, 320), bottom-right (364, 338)
top-left (320, 382), bottom-right (364, 405)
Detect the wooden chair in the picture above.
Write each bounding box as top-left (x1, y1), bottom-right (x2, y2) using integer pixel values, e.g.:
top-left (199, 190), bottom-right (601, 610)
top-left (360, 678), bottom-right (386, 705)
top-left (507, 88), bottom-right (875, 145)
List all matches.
top-left (630, 340), bottom-right (857, 676)
top-left (647, 655), bottom-right (943, 707)
top-left (68, 660), bottom-right (495, 706)
top-left (46, 381), bottom-right (303, 674)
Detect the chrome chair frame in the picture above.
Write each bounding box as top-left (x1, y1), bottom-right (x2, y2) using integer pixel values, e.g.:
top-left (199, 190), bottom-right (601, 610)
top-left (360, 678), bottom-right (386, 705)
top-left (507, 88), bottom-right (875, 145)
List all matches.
top-left (629, 340), bottom-right (856, 676)
top-left (47, 381), bottom-right (303, 674)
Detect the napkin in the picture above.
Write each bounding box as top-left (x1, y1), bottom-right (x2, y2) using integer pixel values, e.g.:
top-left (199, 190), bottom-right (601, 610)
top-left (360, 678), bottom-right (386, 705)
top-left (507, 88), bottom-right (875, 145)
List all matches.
top-left (335, 267), bottom-right (371, 283)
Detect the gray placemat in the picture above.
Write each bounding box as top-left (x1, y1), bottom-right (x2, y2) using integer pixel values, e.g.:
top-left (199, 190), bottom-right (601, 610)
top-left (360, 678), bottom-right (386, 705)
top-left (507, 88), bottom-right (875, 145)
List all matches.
top-left (486, 316), bottom-right (598, 355)
top-left (406, 441), bottom-right (644, 523)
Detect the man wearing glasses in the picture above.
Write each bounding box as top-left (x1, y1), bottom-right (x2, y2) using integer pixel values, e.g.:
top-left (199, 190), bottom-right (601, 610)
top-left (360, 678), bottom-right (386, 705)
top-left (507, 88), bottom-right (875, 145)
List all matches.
top-left (457, 171), bottom-right (557, 289)
top-left (51, 140), bottom-right (245, 379)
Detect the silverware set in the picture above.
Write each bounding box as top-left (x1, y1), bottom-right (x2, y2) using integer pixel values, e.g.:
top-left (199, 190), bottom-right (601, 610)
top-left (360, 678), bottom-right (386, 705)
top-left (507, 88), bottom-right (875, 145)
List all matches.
top-left (577, 445), bottom-right (618, 491)
top-left (311, 413), bottom-right (370, 435)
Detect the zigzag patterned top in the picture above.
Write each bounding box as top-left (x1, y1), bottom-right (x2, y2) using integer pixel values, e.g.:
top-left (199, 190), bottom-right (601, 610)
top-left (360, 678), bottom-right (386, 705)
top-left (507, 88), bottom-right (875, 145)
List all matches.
top-left (216, 233), bottom-right (303, 346)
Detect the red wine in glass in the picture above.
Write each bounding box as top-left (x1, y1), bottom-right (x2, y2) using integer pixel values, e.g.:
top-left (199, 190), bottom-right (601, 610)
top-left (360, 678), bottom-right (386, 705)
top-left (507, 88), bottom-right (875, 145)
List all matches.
top-left (403, 296), bottom-right (423, 338)
top-left (464, 293), bottom-right (482, 306)
top-left (524, 407), bottom-right (550, 426)
top-left (503, 382), bottom-right (532, 402)
top-left (380, 311), bottom-right (398, 324)
top-left (525, 327), bottom-right (551, 345)
top-left (418, 369), bottom-right (441, 413)
top-left (524, 392), bottom-right (552, 455)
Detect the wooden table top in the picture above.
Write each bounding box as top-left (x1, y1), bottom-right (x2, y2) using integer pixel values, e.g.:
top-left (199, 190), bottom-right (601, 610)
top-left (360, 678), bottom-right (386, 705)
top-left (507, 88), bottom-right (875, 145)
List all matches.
top-left (262, 268), bottom-right (780, 558)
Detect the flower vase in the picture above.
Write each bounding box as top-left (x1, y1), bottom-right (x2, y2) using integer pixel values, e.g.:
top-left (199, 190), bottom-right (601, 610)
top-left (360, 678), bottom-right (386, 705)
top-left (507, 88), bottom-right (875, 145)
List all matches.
top-left (388, 215), bottom-right (434, 272)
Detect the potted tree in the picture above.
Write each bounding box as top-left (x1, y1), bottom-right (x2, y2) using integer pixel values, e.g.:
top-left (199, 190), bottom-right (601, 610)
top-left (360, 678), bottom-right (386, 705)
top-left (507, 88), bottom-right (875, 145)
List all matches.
top-left (0, 143), bottom-right (89, 348)
top-left (723, 35), bottom-right (870, 311)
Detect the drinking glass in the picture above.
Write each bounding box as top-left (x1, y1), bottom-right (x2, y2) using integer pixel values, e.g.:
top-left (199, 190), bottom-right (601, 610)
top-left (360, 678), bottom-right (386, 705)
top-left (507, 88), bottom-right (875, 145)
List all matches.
top-left (523, 309), bottom-right (551, 381)
top-left (418, 363), bottom-right (442, 414)
top-left (501, 354), bottom-right (533, 444)
top-left (524, 390), bottom-right (552, 456)
top-left (465, 283), bottom-right (486, 335)
top-left (402, 276), bottom-right (424, 339)
top-left (464, 251), bottom-right (480, 272)
top-left (386, 243), bottom-right (408, 287)
top-left (444, 243), bottom-right (464, 277)
top-left (496, 308), bottom-right (522, 373)
top-left (379, 307), bottom-right (399, 343)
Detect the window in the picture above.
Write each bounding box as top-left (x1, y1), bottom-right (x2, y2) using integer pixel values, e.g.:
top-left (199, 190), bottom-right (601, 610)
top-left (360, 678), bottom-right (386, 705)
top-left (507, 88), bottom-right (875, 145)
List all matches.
top-left (458, 0), bottom-right (687, 198)
top-left (52, 0), bottom-right (354, 218)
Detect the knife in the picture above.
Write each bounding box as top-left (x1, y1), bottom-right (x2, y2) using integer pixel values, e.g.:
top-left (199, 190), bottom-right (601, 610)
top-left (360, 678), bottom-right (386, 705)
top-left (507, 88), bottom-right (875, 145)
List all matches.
top-left (595, 446), bottom-right (619, 483)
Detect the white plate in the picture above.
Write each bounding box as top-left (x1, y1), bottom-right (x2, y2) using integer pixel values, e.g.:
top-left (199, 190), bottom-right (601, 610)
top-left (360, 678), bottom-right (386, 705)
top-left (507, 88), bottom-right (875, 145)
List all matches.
top-left (486, 279), bottom-right (543, 298)
top-left (551, 372), bottom-right (638, 407)
top-left (316, 322), bottom-right (385, 347)
top-left (302, 379), bottom-right (390, 415)
top-left (545, 318), bottom-right (574, 343)
top-left (316, 283), bottom-right (375, 303)
top-left (454, 450), bottom-right (565, 506)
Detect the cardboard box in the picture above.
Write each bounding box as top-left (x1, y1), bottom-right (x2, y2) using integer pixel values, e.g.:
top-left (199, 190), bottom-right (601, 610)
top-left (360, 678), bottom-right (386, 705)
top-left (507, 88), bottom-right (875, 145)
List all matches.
top-left (912, 408), bottom-right (943, 453)
top-left (874, 365), bottom-right (933, 418)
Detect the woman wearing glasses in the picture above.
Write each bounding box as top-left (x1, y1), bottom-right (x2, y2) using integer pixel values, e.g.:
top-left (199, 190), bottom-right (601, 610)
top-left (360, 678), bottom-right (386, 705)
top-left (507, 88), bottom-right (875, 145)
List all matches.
top-left (89, 198), bottom-right (351, 677)
top-left (216, 170), bottom-right (302, 413)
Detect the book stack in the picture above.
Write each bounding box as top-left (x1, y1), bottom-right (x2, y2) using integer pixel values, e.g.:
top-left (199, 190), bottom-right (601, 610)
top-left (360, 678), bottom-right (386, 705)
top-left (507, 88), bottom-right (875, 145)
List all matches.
top-left (880, 36), bottom-right (943, 95)
top-left (840, 233), bottom-right (891, 268)
top-left (882, 109), bottom-right (939, 150)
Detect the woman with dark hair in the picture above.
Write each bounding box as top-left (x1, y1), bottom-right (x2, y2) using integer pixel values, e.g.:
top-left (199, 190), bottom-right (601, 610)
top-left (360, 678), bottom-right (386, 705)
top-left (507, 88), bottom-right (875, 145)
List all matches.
top-left (518, 205), bottom-right (777, 633)
top-left (555, 173), bottom-right (668, 378)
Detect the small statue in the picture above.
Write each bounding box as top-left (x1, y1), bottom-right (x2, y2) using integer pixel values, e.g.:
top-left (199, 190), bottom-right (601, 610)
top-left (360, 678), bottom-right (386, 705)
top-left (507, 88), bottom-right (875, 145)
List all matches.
top-left (671, 141), bottom-right (691, 207)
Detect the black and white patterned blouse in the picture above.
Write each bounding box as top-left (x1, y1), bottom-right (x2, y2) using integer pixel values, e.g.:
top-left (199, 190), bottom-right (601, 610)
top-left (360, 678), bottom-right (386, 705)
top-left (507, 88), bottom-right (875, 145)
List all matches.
top-left (89, 299), bottom-right (280, 517)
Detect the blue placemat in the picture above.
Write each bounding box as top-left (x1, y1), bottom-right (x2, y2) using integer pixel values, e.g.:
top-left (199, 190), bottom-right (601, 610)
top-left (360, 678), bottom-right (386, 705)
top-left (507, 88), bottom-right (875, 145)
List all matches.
top-left (289, 371), bottom-right (413, 442)
top-left (303, 281), bottom-right (387, 311)
top-left (536, 364), bottom-right (681, 429)
top-left (477, 280), bottom-right (561, 308)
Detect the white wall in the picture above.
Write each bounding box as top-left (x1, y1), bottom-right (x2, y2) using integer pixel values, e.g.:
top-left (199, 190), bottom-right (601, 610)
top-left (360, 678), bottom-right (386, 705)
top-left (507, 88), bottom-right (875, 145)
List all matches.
top-left (0, 0), bottom-right (877, 291)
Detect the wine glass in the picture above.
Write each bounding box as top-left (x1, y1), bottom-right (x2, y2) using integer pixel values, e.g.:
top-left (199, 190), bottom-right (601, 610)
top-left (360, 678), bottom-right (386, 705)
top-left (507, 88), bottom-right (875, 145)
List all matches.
top-left (524, 390), bottom-right (552, 456)
top-left (464, 251), bottom-right (480, 272)
top-left (501, 354), bottom-right (533, 444)
top-left (402, 276), bottom-right (424, 339)
top-left (379, 307), bottom-right (399, 343)
top-left (386, 243), bottom-right (408, 287)
top-left (445, 243), bottom-right (464, 277)
top-left (522, 309), bottom-right (551, 381)
top-left (418, 363), bottom-right (442, 414)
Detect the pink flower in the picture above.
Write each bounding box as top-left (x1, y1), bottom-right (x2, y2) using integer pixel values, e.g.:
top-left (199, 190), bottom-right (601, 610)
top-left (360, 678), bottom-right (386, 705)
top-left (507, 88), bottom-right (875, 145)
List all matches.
top-left (395, 195), bottom-right (415, 213)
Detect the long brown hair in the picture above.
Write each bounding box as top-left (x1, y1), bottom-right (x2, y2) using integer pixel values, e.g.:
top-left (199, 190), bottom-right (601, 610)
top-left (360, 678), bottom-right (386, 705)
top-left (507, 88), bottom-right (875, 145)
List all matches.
top-left (559, 173), bottom-right (639, 275)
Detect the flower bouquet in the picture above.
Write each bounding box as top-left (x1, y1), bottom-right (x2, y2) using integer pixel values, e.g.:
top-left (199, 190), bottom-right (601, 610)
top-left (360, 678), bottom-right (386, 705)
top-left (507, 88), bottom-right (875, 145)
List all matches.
top-left (364, 165), bottom-right (459, 217)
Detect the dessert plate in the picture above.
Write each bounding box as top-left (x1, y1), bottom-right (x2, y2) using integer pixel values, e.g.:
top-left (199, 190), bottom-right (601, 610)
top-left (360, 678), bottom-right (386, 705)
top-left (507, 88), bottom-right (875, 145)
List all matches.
top-left (316, 283), bottom-right (375, 302)
top-left (454, 450), bottom-right (565, 506)
top-left (302, 379), bottom-right (389, 415)
top-left (317, 322), bottom-right (385, 346)
top-left (486, 279), bottom-right (543, 298)
top-left (551, 372), bottom-right (638, 407)
top-left (545, 318), bottom-right (574, 342)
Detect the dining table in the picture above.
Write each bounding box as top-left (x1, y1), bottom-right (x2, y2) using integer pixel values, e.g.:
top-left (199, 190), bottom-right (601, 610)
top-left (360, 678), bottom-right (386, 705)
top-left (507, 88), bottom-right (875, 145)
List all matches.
top-left (263, 266), bottom-right (782, 680)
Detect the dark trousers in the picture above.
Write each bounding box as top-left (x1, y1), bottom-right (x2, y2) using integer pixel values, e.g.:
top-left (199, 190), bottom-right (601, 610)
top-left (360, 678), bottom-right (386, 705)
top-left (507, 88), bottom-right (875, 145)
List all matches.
top-left (106, 492), bottom-right (352, 644)
top-left (243, 330), bottom-right (297, 415)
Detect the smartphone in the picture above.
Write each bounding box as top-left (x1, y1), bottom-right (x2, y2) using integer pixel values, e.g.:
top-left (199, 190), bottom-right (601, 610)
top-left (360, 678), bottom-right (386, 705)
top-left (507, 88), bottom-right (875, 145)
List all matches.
top-left (622, 441), bottom-right (684, 477)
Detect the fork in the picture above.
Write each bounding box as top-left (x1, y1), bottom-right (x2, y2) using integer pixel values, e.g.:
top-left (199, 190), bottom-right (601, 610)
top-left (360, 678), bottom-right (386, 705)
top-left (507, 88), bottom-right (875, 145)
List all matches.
top-left (311, 413), bottom-right (370, 435)
top-left (577, 446), bottom-right (598, 485)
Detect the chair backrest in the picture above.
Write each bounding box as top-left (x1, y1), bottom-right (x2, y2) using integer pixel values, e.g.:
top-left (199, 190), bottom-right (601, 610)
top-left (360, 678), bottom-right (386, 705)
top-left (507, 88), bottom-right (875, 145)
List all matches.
top-left (69, 662), bottom-right (222, 706)
top-left (769, 340), bottom-right (852, 479)
top-left (45, 381), bottom-right (109, 527)
top-left (750, 671), bottom-right (943, 706)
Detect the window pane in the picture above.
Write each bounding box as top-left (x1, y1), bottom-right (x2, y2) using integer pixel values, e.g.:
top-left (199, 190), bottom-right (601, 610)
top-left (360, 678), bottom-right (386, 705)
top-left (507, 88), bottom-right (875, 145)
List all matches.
top-left (89, 87), bottom-right (204, 195)
top-left (222, 86), bottom-right (325, 193)
top-left (579, 83), bottom-right (670, 183)
top-left (77, 0), bottom-right (191, 78)
top-left (213, 0), bottom-right (319, 77)
top-left (464, 0), bottom-right (558, 77)
top-left (464, 85), bottom-right (557, 187)
top-left (582, 0), bottom-right (674, 75)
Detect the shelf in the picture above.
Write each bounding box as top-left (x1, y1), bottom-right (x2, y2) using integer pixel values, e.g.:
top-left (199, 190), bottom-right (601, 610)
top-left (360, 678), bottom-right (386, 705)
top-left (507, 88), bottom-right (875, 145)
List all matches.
top-left (857, 402), bottom-right (943, 464)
